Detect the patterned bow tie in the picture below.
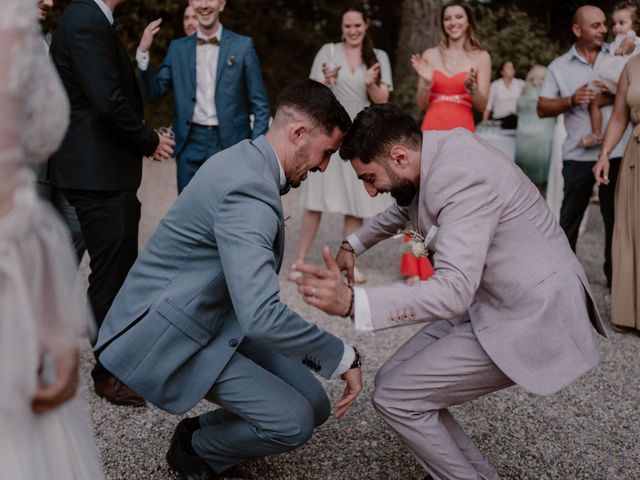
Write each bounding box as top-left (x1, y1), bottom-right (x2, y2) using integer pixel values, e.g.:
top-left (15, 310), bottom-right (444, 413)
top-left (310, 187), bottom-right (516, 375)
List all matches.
top-left (197, 37), bottom-right (220, 46)
top-left (279, 183), bottom-right (292, 196)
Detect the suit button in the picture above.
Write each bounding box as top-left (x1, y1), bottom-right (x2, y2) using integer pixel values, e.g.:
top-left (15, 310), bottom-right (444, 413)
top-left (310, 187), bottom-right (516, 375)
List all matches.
top-left (186, 120), bottom-right (191, 125)
top-left (191, 97), bottom-right (196, 102)
top-left (228, 339), bottom-right (238, 347)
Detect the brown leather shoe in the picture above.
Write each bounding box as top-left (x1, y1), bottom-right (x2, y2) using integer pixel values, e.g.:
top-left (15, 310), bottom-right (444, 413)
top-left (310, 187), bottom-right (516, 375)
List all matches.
top-left (94, 375), bottom-right (146, 407)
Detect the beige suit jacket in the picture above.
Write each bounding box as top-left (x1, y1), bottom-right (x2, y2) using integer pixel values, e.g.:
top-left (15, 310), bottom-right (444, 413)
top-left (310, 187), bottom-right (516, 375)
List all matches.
top-left (355, 129), bottom-right (605, 396)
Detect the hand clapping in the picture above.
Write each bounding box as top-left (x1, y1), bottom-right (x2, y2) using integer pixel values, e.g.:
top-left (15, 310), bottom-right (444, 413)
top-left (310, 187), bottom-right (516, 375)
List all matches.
top-left (321, 63), bottom-right (341, 87)
top-left (464, 68), bottom-right (478, 94)
top-left (410, 53), bottom-right (433, 83)
top-left (365, 62), bottom-right (381, 87)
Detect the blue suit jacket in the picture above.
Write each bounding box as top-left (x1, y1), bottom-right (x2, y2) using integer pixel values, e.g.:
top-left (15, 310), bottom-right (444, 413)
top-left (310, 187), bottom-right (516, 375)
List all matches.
top-left (139, 29), bottom-right (270, 157)
top-left (94, 137), bottom-right (344, 414)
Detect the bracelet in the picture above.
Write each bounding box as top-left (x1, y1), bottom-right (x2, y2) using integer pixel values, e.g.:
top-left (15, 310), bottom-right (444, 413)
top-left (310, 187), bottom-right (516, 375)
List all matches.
top-left (340, 240), bottom-right (355, 255)
top-left (567, 95), bottom-right (573, 108)
top-left (349, 346), bottom-right (361, 370)
top-left (342, 283), bottom-right (355, 318)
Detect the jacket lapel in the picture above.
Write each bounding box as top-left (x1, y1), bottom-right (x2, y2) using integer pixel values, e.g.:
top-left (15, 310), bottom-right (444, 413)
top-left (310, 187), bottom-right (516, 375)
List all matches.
top-left (417, 131), bottom-right (439, 235)
top-left (185, 35), bottom-right (197, 97)
top-left (216, 29), bottom-right (231, 90)
top-left (252, 136), bottom-right (285, 270)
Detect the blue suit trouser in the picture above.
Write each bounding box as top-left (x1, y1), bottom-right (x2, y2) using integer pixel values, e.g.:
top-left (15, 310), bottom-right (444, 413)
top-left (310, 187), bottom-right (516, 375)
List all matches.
top-left (191, 338), bottom-right (331, 473)
top-left (177, 125), bottom-right (224, 193)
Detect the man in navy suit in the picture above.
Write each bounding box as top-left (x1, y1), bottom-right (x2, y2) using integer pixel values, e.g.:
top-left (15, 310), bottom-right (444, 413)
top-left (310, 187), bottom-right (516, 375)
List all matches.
top-left (50, 0), bottom-right (175, 406)
top-left (136, 0), bottom-right (270, 192)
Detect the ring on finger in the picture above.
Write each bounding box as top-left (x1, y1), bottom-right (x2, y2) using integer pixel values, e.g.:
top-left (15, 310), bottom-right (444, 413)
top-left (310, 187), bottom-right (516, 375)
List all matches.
top-left (311, 287), bottom-right (317, 298)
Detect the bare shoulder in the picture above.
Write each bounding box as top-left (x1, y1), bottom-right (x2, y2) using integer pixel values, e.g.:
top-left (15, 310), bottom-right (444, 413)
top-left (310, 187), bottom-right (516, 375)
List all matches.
top-left (423, 47), bottom-right (439, 60)
top-left (472, 49), bottom-right (491, 64)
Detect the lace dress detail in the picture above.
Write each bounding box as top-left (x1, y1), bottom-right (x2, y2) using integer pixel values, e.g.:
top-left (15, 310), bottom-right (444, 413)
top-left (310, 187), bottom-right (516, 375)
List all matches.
top-left (0, 1), bottom-right (103, 478)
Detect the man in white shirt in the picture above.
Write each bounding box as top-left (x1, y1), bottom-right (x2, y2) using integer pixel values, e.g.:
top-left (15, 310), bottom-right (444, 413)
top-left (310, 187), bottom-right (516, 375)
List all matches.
top-left (538, 4), bottom-right (632, 289)
top-left (136, 0), bottom-right (270, 192)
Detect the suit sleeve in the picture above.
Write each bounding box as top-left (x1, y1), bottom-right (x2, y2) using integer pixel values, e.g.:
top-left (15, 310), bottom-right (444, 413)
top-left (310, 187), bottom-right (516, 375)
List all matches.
top-left (353, 203), bottom-right (409, 251)
top-left (364, 164), bottom-right (503, 330)
top-left (242, 40), bottom-right (270, 138)
top-left (213, 181), bottom-right (344, 378)
top-left (69, 21), bottom-right (158, 156)
top-left (139, 43), bottom-right (174, 103)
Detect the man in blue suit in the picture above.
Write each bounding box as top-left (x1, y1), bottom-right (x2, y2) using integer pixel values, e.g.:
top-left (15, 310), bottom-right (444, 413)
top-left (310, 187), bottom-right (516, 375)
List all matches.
top-left (94, 80), bottom-right (362, 480)
top-left (136, 0), bottom-right (270, 192)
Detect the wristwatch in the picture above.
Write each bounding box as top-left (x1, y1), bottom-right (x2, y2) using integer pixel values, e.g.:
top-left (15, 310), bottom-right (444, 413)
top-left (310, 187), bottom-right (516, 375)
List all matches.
top-left (349, 346), bottom-right (361, 370)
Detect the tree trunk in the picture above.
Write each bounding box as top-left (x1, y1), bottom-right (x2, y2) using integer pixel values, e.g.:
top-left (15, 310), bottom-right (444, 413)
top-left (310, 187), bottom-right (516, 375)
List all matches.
top-left (394, 0), bottom-right (443, 117)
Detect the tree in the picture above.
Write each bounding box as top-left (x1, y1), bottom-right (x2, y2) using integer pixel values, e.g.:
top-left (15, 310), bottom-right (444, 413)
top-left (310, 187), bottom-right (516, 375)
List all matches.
top-left (394, 0), bottom-right (444, 116)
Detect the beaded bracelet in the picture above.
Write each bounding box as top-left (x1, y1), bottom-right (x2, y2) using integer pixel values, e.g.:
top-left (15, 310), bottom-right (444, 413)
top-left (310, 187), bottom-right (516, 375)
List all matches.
top-left (342, 284), bottom-right (355, 318)
top-left (340, 240), bottom-right (355, 255)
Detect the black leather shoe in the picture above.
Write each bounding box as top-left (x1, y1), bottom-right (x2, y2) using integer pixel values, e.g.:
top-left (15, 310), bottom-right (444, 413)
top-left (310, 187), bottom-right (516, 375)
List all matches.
top-left (166, 424), bottom-right (217, 480)
top-left (170, 418), bottom-right (196, 452)
top-left (94, 375), bottom-right (146, 407)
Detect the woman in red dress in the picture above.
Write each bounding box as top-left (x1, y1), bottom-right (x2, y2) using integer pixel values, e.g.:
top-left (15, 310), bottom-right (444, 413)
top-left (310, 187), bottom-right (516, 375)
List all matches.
top-left (401, 1), bottom-right (491, 284)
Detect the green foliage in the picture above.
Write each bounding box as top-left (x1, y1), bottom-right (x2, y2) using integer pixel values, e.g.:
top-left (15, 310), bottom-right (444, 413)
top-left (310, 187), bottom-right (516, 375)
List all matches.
top-left (475, 6), bottom-right (564, 81)
top-left (45, 1), bottom-right (398, 126)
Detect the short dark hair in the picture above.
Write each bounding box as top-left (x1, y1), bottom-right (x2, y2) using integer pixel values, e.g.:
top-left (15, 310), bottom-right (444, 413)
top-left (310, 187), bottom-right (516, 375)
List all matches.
top-left (275, 80), bottom-right (351, 135)
top-left (339, 104), bottom-right (422, 164)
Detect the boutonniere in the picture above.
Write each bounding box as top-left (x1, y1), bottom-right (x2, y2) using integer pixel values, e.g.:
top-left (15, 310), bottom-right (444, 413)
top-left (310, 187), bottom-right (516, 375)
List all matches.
top-left (394, 228), bottom-right (429, 258)
top-left (226, 55), bottom-right (235, 67)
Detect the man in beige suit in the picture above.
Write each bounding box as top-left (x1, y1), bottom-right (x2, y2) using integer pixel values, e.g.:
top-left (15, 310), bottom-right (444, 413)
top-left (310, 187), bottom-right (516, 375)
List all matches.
top-left (294, 104), bottom-right (605, 480)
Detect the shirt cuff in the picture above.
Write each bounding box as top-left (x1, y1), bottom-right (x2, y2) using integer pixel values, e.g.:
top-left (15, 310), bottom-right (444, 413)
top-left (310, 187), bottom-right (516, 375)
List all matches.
top-left (136, 48), bottom-right (150, 71)
top-left (334, 342), bottom-right (356, 377)
top-left (346, 233), bottom-right (366, 256)
top-left (353, 287), bottom-right (373, 331)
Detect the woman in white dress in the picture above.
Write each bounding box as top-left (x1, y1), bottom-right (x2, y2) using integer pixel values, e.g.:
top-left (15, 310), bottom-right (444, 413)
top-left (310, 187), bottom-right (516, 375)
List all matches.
top-left (290, 5), bottom-right (394, 283)
top-left (0, 1), bottom-right (104, 478)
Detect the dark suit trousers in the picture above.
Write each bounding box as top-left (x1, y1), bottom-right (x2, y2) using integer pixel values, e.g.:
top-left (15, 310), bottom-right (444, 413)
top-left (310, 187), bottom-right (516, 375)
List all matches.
top-left (559, 158), bottom-right (620, 288)
top-left (62, 189), bottom-right (140, 379)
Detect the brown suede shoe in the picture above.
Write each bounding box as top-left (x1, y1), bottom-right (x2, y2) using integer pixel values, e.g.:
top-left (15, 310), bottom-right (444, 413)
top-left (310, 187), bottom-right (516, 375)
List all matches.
top-left (94, 375), bottom-right (146, 407)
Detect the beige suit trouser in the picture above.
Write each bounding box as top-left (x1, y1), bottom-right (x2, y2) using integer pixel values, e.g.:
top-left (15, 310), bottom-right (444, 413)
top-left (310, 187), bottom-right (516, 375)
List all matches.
top-left (372, 317), bottom-right (514, 480)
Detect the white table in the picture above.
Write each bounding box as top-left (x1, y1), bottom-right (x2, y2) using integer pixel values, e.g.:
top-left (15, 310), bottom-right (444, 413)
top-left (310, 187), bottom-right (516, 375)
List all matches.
top-left (477, 129), bottom-right (517, 162)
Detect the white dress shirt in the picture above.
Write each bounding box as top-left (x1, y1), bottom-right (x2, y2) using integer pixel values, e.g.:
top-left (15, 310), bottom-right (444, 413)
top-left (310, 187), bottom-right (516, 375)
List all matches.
top-left (136, 26), bottom-right (223, 127)
top-left (346, 234), bottom-right (374, 332)
top-left (92, 0), bottom-right (114, 25)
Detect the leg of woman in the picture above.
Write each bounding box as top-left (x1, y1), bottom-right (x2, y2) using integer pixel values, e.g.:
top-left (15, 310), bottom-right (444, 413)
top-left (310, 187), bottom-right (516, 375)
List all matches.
top-left (289, 209), bottom-right (322, 281)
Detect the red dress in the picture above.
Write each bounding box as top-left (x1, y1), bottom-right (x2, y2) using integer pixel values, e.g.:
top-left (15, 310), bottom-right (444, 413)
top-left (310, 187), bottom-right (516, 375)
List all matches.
top-left (421, 70), bottom-right (475, 132)
top-left (401, 71), bottom-right (475, 280)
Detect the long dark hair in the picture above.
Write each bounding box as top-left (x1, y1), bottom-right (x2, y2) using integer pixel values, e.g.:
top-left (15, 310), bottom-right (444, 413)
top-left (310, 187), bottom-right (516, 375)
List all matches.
top-left (341, 5), bottom-right (378, 70)
top-left (439, 1), bottom-right (484, 51)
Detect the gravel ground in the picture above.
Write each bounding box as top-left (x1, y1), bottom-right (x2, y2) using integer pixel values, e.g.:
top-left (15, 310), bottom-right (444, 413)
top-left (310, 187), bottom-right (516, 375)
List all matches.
top-left (80, 158), bottom-right (640, 479)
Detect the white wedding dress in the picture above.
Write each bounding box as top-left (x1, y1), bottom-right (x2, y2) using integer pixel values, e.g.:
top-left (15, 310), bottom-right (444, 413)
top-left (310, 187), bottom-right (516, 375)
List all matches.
top-left (0, 1), bottom-right (104, 478)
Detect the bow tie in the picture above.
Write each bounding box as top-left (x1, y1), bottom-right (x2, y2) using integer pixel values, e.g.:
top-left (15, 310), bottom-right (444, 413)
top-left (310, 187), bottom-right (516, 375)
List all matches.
top-left (197, 37), bottom-right (220, 46)
top-left (279, 183), bottom-right (292, 196)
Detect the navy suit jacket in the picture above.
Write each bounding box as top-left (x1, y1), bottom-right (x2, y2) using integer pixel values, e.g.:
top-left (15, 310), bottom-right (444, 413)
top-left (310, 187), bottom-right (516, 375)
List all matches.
top-left (49, 0), bottom-right (158, 191)
top-left (139, 29), bottom-right (270, 157)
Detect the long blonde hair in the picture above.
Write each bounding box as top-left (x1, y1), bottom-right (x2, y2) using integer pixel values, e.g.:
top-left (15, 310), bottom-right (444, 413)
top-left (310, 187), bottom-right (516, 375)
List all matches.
top-left (524, 65), bottom-right (547, 93)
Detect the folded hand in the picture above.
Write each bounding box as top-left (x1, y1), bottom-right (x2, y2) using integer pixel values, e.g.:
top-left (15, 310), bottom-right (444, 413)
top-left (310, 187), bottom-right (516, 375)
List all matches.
top-left (335, 367), bottom-right (362, 419)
